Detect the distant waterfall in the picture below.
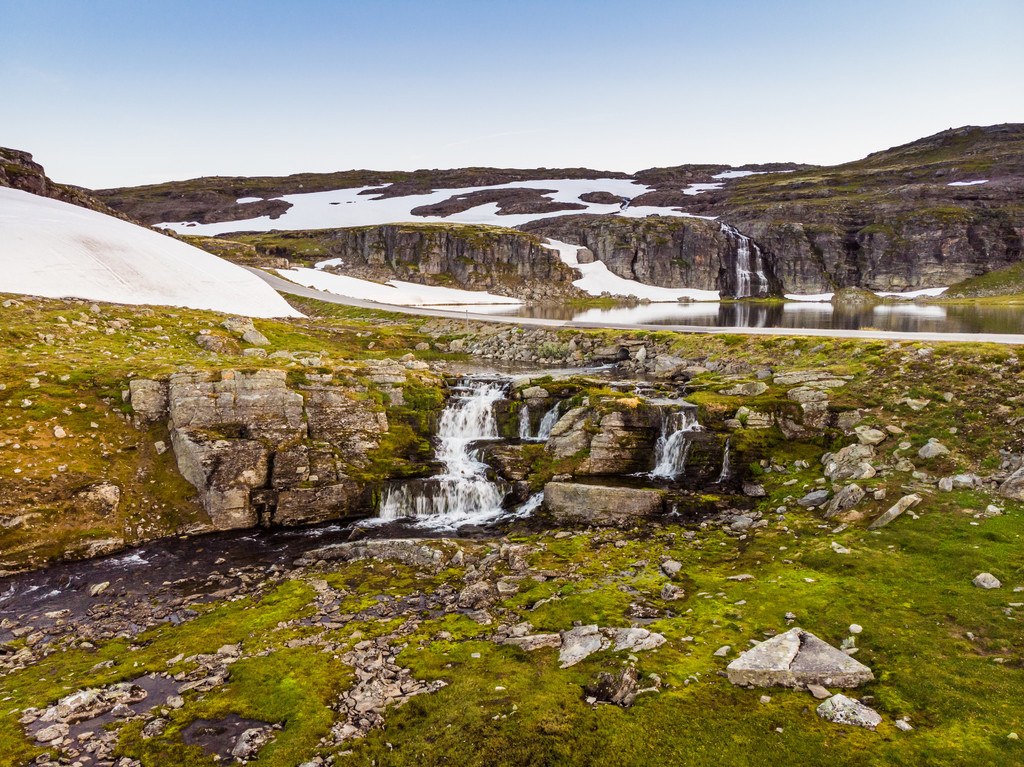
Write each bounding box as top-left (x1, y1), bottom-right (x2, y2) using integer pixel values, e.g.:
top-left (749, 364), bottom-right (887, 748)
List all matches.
top-left (650, 408), bottom-right (701, 479)
top-left (519, 402), bottom-right (561, 442)
top-left (721, 224), bottom-right (768, 298)
top-left (715, 437), bottom-right (733, 484)
top-left (379, 380), bottom-right (508, 522)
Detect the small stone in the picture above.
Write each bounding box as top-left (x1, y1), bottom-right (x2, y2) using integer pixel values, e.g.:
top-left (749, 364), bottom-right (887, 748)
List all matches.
top-left (849, 624), bottom-right (862, 634)
top-left (89, 582), bottom-right (109, 597)
top-left (918, 439), bottom-right (949, 459)
top-left (895, 719), bottom-right (913, 732)
top-left (973, 573), bottom-right (1001, 589)
top-left (816, 693), bottom-right (882, 730)
top-left (759, 695), bottom-right (772, 704)
top-left (807, 684), bottom-right (831, 700)
top-left (713, 645), bottom-right (731, 657)
top-left (661, 560), bottom-right (682, 577)
top-left (53, 425), bottom-right (67, 439)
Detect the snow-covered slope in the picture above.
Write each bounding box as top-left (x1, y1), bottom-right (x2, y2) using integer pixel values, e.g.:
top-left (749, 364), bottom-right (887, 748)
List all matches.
top-left (158, 178), bottom-right (714, 236)
top-left (0, 188), bottom-right (300, 317)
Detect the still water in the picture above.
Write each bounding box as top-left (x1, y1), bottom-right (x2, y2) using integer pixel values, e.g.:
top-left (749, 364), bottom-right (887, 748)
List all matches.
top-left (477, 301), bottom-right (1024, 335)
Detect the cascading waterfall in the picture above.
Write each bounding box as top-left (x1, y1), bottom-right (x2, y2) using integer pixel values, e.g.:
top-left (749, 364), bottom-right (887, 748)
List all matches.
top-left (379, 380), bottom-right (508, 523)
top-left (649, 408), bottom-right (701, 479)
top-left (721, 224), bottom-right (768, 298)
top-left (715, 436), bottom-right (733, 483)
top-left (518, 402), bottom-right (561, 442)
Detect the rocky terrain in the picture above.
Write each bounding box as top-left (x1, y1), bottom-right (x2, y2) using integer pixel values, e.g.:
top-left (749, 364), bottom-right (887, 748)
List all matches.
top-left (89, 124), bottom-right (1024, 297)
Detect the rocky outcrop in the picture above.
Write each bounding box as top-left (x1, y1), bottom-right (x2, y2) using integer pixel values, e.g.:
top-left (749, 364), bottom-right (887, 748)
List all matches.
top-left (0, 147), bottom-right (130, 219)
top-left (543, 482), bottom-right (664, 526)
top-left (131, 369), bottom-right (393, 530)
top-left (519, 215), bottom-right (784, 298)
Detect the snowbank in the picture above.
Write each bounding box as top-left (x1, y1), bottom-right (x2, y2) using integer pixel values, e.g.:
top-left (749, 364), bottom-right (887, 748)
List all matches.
top-left (0, 188), bottom-right (300, 317)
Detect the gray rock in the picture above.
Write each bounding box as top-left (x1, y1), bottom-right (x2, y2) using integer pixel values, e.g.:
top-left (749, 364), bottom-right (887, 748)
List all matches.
top-left (660, 583), bottom-right (685, 601)
top-left (816, 693), bottom-right (882, 730)
top-left (298, 539), bottom-right (458, 573)
top-left (726, 627), bottom-right (874, 688)
top-left (973, 572), bottom-right (1001, 589)
top-left (854, 426), bottom-right (886, 445)
top-left (824, 444), bottom-right (876, 481)
top-left (241, 328), bottom-right (271, 346)
top-left (559, 625), bottom-right (610, 668)
top-left (867, 493), bottom-right (922, 530)
top-left (232, 726), bottom-right (272, 760)
top-left (661, 559), bottom-right (683, 577)
top-left (798, 489), bottom-right (831, 508)
top-left (823, 484), bottom-right (865, 519)
top-left (502, 634), bottom-right (562, 651)
top-left (999, 465), bottom-right (1024, 501)
top-left (807, 684), bottom-right (832, 699)
top-left (458, 581), bottom-right (498, 609)
top-left (129, 378), bottom-right (169, 423)
top-left (721, 381), bottom-right (767, 397)
top-left (543, 482), bottom-right (663, 527)
top-left (918, 439), bottom-right (949, 459)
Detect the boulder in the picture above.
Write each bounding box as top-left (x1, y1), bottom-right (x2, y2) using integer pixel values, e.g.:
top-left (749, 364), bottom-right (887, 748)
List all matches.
top-left (586, 409), bottom-right (659, 474)
top-left (273, 482), bottom-right (361, 526)
top-left (918, 439), bottom-right (949, 459)
top-left (854, 426), bottom-right (886, 445)
top-left (502, 634), bottom-right (562, 651)
top-left (170, 431), bottom-right (268, 529)
top-left (546, 407), bottom-right (593, 459)
top-left (559, 625), bottom-right (610, 668)
top-left (232, 726), bottom-right (273, 760)
top-left (867, 493), bottom-right (922, 530)
top-left (973, 572), bottom-right (1001, 589)
top-left (721, 381), bottom-right (767, 397)
top-left (824, 444), bottom-right (876, 481)
top-left (726, 627), bottom-right (874, 688)
top-left (241, 328), bottom-right (271, 346)
top-left (823, 484), bottom-right (865, 519)
top-left (195, 333), bottom-right (241, 355)
top-left (798, 489), bottom-right (831, 508)
top-left (128, 378), bottom-right (169, 424)
top-left (999, 465), bottom-right (1024, 501)
top-left (816, 694), bottom-right (882, 730)
top-left (543, 482), bottom-right (663, 526)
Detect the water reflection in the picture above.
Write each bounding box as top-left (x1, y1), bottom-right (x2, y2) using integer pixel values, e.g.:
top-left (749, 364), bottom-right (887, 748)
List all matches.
top-left (479, 301), bottom-right (1024, 335)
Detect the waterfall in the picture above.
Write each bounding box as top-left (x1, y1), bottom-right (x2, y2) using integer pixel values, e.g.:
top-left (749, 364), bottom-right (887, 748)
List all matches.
top-left (721, 224), bottom-right (768, 298)
top-left (650, 408), bottom-right (701, 479)
top-left (512, 492), bottom-right (544, 518)
top-left (379, 380), bottom-right (508, 523)
top-left (519, 401), bottom-right (561, 442)
top-left (715, 437), bottom-right (733, 483)
top-left (536, 402), bottom-right (561, 441)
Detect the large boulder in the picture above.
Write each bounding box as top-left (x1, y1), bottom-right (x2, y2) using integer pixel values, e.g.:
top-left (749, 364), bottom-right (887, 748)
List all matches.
top-left (128, 378), bottom-right (169, 424)
top-left (999, 465), bottom-right (1024, 501)
top-left (726, 627), bottom-right (874, 688)
top-left (273, 482), bottom-right (361, 526)
top-left (543, 482), bottom-right (663, 526)
top-left (823, 444), bottom-right (876, 481)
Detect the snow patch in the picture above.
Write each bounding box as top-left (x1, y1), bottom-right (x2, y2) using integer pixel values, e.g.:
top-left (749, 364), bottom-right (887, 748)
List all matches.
top-left (236, 196), bottom-right (262, 204)
top-left (682, 182), bottom-right (724, 195)
top-left (277, 267), bottom-right (521, 306)
top-left (876, 287), bottom-right (948, 298)
top-left (947, 180), bottom-right (988, 187)
top-left (0, 188), bottom-right (300, 317)
top-left (785, 292), bottom-right (835, 302)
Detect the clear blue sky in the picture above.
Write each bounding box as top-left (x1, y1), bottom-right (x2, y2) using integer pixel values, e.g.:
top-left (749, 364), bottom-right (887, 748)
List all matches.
top-left (2, 0), bottom-right (1022, 187)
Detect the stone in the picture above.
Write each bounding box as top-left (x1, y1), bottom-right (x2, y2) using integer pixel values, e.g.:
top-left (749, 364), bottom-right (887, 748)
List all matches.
top-left (34, 723), bottom-right (69, 743)
top-left (918, 439), bottom-right (949, 459)
top-left (743, 482), bottom-right (767, 497)
top-left (299, 539), bottom-right (457, 573)
top-left (798, 489), bottom-right (831, 508)
top-left (74, 482), bottom-right (121, 516)
top-left (854, 426), bottom-right (886, 445)
top-left (602, 627), bottom-right (666, 653)
top-left (170, 431), bottom-right (268, 529)
top-left (867, 493), bottom-right (922, 530)
top-left (823, 484), bottom-right (865, 519)
top-left (502, 634), bottom-right (562, 652)
top-left (660, 583), bottom-right (685, 601)
top-left (543, 482), bottom-right (663, 527)
top-left (774, 371), bottom-right (849, 388)
top-left (241, 328), bottom-right (271, 347)
top-left (521, 386), bottom-right (549, 402)
top-left (232, 726), bottom-right (272, 760)
top-left (849, 624), bottom-right (863, 634)
top-left (721, 381), bottom-right (767, 397)
top-left (816, 693), bottom-right (882, 730)
top-left (973, 572), bottom-right (1001, 589)
top-left (824, 444), bottom-right (876, 481)
top-left (807, 684), bottom-right (832, 699)
top-left (661, 559), bottom-right (682, 577)
top-left (725, 627), bottom-right (874, 688)
top-left (586, 408), bottom-right (660, 475)
top-left (89, 581), bottom-right (110, 597)
top-left (195, 333), bottom-right (240, 355)
top-left (458, 581), bottom-right (498, 609)
top-left (999, 466), bottom-right (1024, 501)
top-left (545, 407), bottom-right (593, 459)
top-left (938, 476), bottom-right (954, 492)
top-left (584, 666), bottom-right (638, 707)
top-left (129, 378), bottom-right (169, 423)
top-left (714, 645), bottom-right (731, 657)
top-left (559, 625), bottom-right (610, 668)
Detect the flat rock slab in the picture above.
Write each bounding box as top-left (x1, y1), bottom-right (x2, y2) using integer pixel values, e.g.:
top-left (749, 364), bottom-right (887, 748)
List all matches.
top-left (558, 625), bottom-right (666, 668)
top-left (726, 627), bottom-right (874, 688)
top-left (543, 482), bottom-right (664, 527)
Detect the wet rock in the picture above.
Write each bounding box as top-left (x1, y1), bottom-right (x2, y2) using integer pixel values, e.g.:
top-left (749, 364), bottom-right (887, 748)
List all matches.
top-left (297, 539), bottom-right (459, 573)
top-left (816, 693), bottom-right (882, 730)
top-left (232, 726), bottom-right (273, 761)
top-left (726, 627), bottom-right (874, 688)
top-left (867, 493), bottom-right (922, 530)
top-left (584, 666), bottom-right (638, 707)
top-left (543, 482), bottom-right (663, 527)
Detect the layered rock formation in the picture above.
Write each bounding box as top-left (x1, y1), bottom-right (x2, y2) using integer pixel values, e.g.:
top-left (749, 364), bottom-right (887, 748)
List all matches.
top-left (131, 369), bottom-right (390, 529)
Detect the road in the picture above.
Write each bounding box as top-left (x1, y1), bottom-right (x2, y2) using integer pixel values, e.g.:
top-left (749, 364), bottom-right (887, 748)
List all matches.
top-left (249, 268), bottom-right (1024, 346)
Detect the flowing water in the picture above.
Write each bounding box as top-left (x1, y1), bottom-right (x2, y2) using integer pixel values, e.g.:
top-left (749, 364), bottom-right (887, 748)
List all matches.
top-left (715, 437), bottom-right (733, 483)
top-left (649, 407), bottom-right (701, 479)
top-left (721, 224), bottom-right (768, 298)
top-left (518, 402), bottom-right (562, 441)
top-left (378, 379), bottom-right (509, 527)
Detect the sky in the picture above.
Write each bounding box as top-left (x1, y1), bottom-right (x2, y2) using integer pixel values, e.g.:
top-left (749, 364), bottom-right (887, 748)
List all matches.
top-left (2, 0), bottom-right (1022, 188)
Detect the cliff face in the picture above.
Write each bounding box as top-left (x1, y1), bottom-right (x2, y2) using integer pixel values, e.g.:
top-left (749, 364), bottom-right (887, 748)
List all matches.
top-left (0, 147), bottom-right (126, 217)
top-left (232, 224), bottom-right (584, 299)
top-left (520, 215), bottom-right (784, 298)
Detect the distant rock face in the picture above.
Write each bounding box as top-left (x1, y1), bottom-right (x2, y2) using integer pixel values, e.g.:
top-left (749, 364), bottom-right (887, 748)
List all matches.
top-left (726, 627), bottom-right (874, 688)
top-left (134, 369), bottom-right (390, 530)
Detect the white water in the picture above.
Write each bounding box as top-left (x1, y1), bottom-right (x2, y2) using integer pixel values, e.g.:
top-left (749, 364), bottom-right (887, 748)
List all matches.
top-left (378, 380), bottom-right (508, 525)
top-left (518, 401), bottom-right (561, 442)
top-left (721, 224), bottom-right (768, 298)
top-left (715, 437), bottom-right (733, 483)
top-left (512, 492), bottom-right (544, 518)
top-left (650, 408), bottom-right (701, 479)
top-left (518, 404), bottom-right (531, 440)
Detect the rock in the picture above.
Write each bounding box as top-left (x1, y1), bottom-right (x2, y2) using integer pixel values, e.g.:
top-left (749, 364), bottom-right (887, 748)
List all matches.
top-left (660, 583), bottom-right (685, 601)
top-left (520, 386), bottom-right (549, 402)
top-left (999, 466), bottom-right (1024, 501)
top-left (895, 719), bottom-right (913, 732)
top-left (545, 407), bottom-right (593, 459)
top-left (867, 493), bottom-right (922, 530)
top-left (584, 666), bottom-right (638, 707)
top-left (714, 645), bottom-right (731, 657)
top-left (726, 627), bottom-right (874, 688)
top-left (502, 634), bottom-right (562, 652)
top-left (816, 693), bottom-right (882, 730)
top-left (918, 439), bottom-right (949, 459)
top-left (661, 559), bottom-right (682, 577)
top-left (232, 726), bottom-right (272, 760)
top-left (807, 684), bottom-right (832, 699)
top-left (74, 482), bottom-right (121, 516)
top-left (458, 581), bottom-right (498, 609)
top-left (299, 539), bottom-right (457, 573)
top-left (743, 482), bottom-right (767, 497)
top-left (938, 476), bottom-right (954, 492)
top-left (854, 426), bottom-right (886, 445)
top-left (586, 408), bottom-right (660, 475)
top-left (798, 489), bottom-right (831, 508)
top-left (195, 333), bottom-right (241, 355)
top-left (721, 382), bottom-right (767, 397)
top-left (129, 378), bottom-right (169, 423)
top-left (241, 328), bottom-right (271, 347)
top-left (823, 484), bottom-right (865, 519)
top-left (849, 624), bottom-right (863, 634)
top-left (559, 625), bottom-right (610, 668)
top-left (602, 627), bottom-right (666, 653)
top-left (89, 581), bottom-right (110, 597)
top-left (973, 572), bottom-right (1001, 589)
top-left (170, 431), bottom-right (268, 529)
top-left (543, 482), bottom-right (663, 526)
top-left (774, 371), bottom-right (849, 388)
top-left (824, 444), bottom-right (876, 481)
top-left (34, 723), bottom-right (69, 743)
